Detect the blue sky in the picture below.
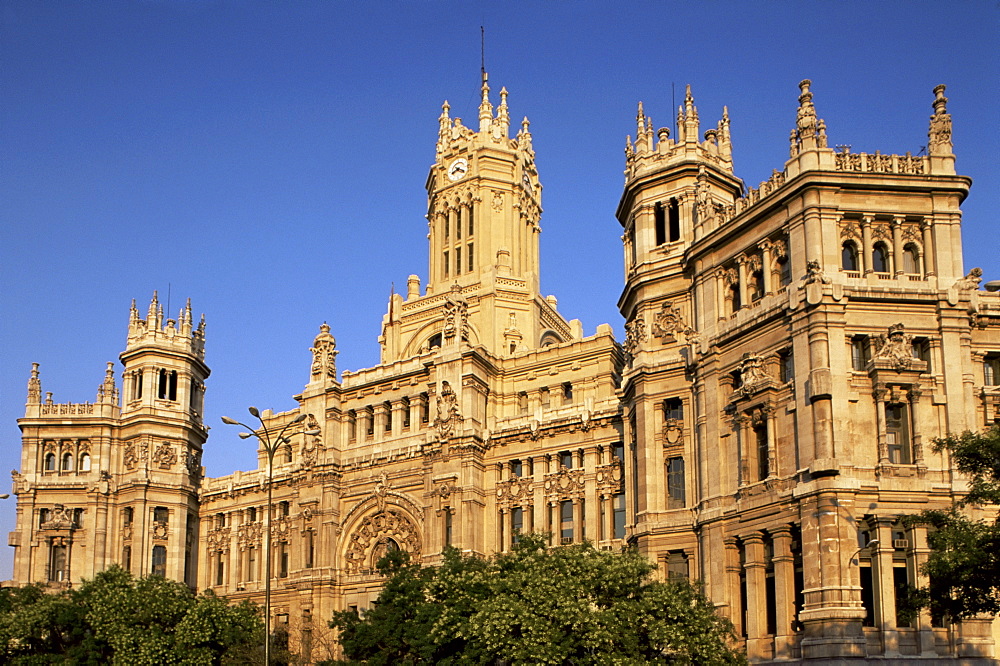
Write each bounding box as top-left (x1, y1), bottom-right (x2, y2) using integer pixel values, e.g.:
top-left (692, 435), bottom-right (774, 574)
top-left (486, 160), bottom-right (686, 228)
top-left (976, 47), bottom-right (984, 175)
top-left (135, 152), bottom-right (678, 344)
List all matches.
top-left (2, 1), bottom-right (997, 578)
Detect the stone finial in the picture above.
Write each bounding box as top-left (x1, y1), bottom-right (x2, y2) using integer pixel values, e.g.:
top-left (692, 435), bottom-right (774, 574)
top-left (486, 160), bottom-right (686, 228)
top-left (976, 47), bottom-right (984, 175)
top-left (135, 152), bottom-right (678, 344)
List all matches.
top-left (478, 71), bottom-right (493, 133)
top-left (147, 290), bottom-right (159, 324)
top-left (26, 362), bottom-right (41, 404)
top-left (497, 86), bottom-right (509, 135)
top-left (97, 361), bottom-right (118, 404)
top-left (517, 116), bottom-right (533, 151)
top-left (310, 322), bottom-right (338, 381)
top-left (437, 100), bottom-right (451, 152)
top-left (928, 84), bottom-right (952, 155)
top-left (791, 79), bottom-right (826, 154)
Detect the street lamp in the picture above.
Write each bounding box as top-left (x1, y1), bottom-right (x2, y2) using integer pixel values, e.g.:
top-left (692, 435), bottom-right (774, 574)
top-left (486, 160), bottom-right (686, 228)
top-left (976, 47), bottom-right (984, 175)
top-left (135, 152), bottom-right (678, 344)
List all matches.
top-left (222, 408), bottom-right (317, 665)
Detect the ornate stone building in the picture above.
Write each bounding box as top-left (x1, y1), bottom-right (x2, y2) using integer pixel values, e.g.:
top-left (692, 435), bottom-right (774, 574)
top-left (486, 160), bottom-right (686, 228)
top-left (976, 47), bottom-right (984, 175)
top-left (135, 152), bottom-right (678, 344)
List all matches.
top-left (11, 76), bottom-right (1000, 663)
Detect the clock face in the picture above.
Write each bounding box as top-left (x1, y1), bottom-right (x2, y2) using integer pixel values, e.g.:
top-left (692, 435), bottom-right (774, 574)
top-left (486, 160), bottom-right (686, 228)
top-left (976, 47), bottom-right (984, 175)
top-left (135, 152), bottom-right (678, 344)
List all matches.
top-left (447, 158), bottom-right (469, 181)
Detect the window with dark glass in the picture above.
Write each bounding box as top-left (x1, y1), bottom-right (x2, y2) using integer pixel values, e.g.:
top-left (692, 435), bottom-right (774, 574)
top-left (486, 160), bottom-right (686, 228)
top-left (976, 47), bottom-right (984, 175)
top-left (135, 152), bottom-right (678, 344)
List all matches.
top-left (560, 500), bottom-right (574, 544)
top-left (780, 349), bottom-right (794, 383)
top-left (654, 202), bottom-right (666, 246)
top-left (667, 551), bottom-right (689, 579)
top-left (666, 457), bottom-right (685, 508)
top-left (510, 459), bottom-right (522, 477)
top-left (151, 545), bottom-right (167, 577)
top-left (842, 241), bottom-right (859, 271)
top-left (755, 422), bottom-right (770, 480)
top-left (511, 507), bottom-right (523, 543)
top-left (872, 242), bottom-right (890, 273)
top-left (986, 354), bottom-right (1000, 386)
top-left (153, 506), bottom-right (168, 525)
top-left (851, 336), bottom-right (870, 371)
top-left (886, 402), bottom-right (911, 464)
top-left (668, 199), bottom-right (680, 242)
top-left (559, 451), bottom-right (573, 469)
top-left (613, 493), bottom-right (626, 539)
top-left (903, 243), bottom-right (921, 274)
top-left (663, 397), bottom-right (683, 422)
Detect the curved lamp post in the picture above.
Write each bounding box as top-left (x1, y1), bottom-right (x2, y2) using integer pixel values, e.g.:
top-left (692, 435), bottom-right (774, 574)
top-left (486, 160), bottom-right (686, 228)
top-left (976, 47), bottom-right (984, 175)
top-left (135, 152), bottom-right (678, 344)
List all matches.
top-left (222, 408), bottom-right (317, 665)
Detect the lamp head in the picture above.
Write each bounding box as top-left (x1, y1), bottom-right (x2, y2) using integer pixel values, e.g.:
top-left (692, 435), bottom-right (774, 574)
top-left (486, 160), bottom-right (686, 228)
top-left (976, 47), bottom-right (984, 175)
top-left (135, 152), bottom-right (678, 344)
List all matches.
top-left (292, 413), bottom-right (307, 424)
top-left (867, 539), bottom-right (880, 550)
top-left (248, 406), bottom-right (261, 418)
top-left (221, 416), bottom-right (240, 426)
top-left (238, 432), bottom-right (253, 440)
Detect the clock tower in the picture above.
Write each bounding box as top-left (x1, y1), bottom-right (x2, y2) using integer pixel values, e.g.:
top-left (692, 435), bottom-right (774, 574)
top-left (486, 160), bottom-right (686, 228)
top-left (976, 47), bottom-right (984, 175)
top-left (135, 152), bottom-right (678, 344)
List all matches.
top-left (378, 73), bottom-right (578, 362)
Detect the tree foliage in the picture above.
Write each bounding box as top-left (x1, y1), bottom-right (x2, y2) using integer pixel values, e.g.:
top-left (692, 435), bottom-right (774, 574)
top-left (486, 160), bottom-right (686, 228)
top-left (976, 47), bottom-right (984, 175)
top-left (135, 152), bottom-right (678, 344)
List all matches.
top-left (330, 535), bottom-right (745, 665)
top-left (0, 566), bottom-right (263, 665)
top-left (907, 426), bottom-right (1000, 619)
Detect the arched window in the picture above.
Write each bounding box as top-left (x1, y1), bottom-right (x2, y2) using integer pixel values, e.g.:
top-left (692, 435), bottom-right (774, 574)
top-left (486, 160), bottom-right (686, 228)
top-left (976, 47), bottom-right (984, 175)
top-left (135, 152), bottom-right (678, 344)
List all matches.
top-left (903, 243), bottom-right (921, 274)
top-left (79, 453), bottom-right (91, 472)
top-left (61, 452), bottom-right (74, 471)
top-left (776, 256), bottom-right (791, 286)
top-left (44, 453), bottom-right (56, 472)
top-left (842, 241), bottom-right (859, 271)
top-left (730, 283), bottom-right (741, 313)
top-left (749, 271), bottom-right (764, 302)
top-left (872, 242), bottom-right (890, 273)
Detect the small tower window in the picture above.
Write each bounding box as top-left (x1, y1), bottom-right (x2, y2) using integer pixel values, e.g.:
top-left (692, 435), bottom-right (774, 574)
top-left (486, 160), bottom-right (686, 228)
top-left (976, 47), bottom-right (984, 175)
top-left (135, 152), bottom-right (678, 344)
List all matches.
top-left (668, 199), bottom-right (680, 242)
top-left (61, 452), bottom-right (74, 471)
top-left (157, 369), bottom-right (178, 401)
top-left (44, 452), bottom-right (56, 472)
top-left (384, 401), bottom-right (393, 432)
top-left (456, 248), bottom-right (462, 274)
top-left (402, 397), bottom-right (411, 429)
top-left (779, 349), bottom-right (795, 383)
top-left (518, 391), bottom-right (528, 414)
top-left (755, 420), bottom-right (770, 481)
top-left (654, 203), bottom-right (666, 246)
top-left (777, 256), bottom-right (791, 286)
top-left (666, 457), bottom-right (685, 508)
top-left (562, 382), bottom-right (573, 404)
top-left (443, 251), bottom-right (449, 277)
top-left (663, 398), bottom-right (683, 422)
top-left (79, 453), bottom-right (91, 472)
top-left (421, 392), bottom-right (430, 423)
top-left (467, 243), bottom-right (474, 273)
top-left (153, 506), bottom-right (169, 525)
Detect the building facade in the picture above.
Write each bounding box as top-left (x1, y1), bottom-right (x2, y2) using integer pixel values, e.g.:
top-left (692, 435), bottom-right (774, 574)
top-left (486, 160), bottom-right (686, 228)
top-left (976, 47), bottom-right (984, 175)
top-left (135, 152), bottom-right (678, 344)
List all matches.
top-left (11, 77), bottom-right (1000, 663)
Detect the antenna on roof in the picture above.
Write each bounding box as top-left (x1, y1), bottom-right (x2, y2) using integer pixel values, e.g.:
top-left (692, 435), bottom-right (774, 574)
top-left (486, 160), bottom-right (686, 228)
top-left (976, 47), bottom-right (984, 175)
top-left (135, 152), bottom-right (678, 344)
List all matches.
top-left (481, 25), bottom-right (486, 83)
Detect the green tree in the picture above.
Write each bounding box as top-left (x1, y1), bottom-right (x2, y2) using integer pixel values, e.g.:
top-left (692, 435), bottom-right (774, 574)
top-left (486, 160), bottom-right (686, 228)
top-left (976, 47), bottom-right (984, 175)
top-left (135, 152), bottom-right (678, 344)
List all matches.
top-left (906, 426), bottom-right (1000, 620)
top-left (0, 566), bottom-right (264, 665)
top-left (330, 535), bottom-right (745, 665)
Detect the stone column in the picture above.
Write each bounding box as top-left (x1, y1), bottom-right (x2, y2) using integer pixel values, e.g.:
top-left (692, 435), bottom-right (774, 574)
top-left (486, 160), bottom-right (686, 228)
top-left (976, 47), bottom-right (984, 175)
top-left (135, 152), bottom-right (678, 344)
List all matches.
top-left (737, 255), bottom-right (749, 309)
top-left (921, 220), bottom-right (936, 277)
top-left (760, 240), bottom-right (774, 295)
top-left (764, 404), bottom-right (777, 478)
top-left (743, 532), bottom-right (768, 660)
top-left (874, 519), bottom-right (899, 656)
top-left (372, 404), bottom-right (386, 443)
top-left (892, 216), bottom-right (904, 277)
top-left (391, 400), bottom-right (405, 437)
top-left (724, 538), bottom-right (743, 636)
top-left (908, 386), bottom-right (925, 466)
top-left (873, 383), bottom-right (889, 465)
top-left (911, 525), bottom-right (937, 656)
top-left (716, 269), bottom-right (728, 320)
top-left (861, 216), bottom-right (873, 274)
top-left (772, 526), bottom-right (796, 659)
top-left (573, 498), bottom-right (583, 544)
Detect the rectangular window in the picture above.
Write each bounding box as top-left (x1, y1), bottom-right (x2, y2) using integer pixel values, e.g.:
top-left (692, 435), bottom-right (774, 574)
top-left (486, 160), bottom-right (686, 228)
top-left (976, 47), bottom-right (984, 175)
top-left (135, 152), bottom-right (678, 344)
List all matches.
top-left (613, 493), bottom-right (626, 539)
top-left (468, 243), bottom-right (474, 272)
top-left (279, 544), bottom-right (288, 578)
top-left (562, 382), bottom-right (573, 404)
top-left (986, 355), bottom-right (1000, 386)
top-left (456, 249), bottom-right (461, 274)
top-left (153, 506), bottom-right (169, 525)
top-left (780, 349), bottom-right (794, 383)
top-left (248, 547), bottom-right (257, 582)
top-left (518, 392), bottom-right (528, 414)
top-left (443, 252), bottom-right (449, 277)
top-left (151, 545), bottom-right (167, 577)
top-left (667, 550), bottom-right (689, 579)
top-left (510, 459), bottom-right (522, 477)
top-left (559, 451), bottom-right (573, 469)
top-left (886, 403), bottom-right (911, 464)
top-left (911, 338), bottom-right (931, 367)
top-left (611, 442), bottom-right (624, 462)
top-left (894, 563), bottom-right (913, 627)
top-left (444, 510), bottom-right (453, 547)
top-left (384, 402), bottom-right (392, 432)
top-left (122, 545), bottom-right (132, 571)
top-left (666, 457), bottom-right (685, 508)
top-left (560, 500), bottom-right (574, 544)
top-left (216, 555), bottom-right (225, 585)
top-left (305, 531), bottom-right (314, 569)
top-left (663, 397), bottom-right (683, 421)
top-left (50, 542), bottom-right (68, 582)
top-left (755, 422), bottom-right (770, 480)
top-left (511, 507), bottom-right (523, 543)
top-left (851, 336), bottom-right (870, 371)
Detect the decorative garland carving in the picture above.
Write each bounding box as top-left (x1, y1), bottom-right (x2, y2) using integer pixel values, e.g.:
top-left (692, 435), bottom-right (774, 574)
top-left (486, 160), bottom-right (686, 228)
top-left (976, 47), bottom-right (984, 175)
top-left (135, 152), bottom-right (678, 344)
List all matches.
top-left (544, 468), bottom-right (585, 501)
top-left (237, 522), bottom-right (262, 550)
top-left (495, 475), bottom-right (533, 508)
top-left (207, 527), bottom-right (230, 553)
top-left (651, 301), bottom-right (696, 344)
